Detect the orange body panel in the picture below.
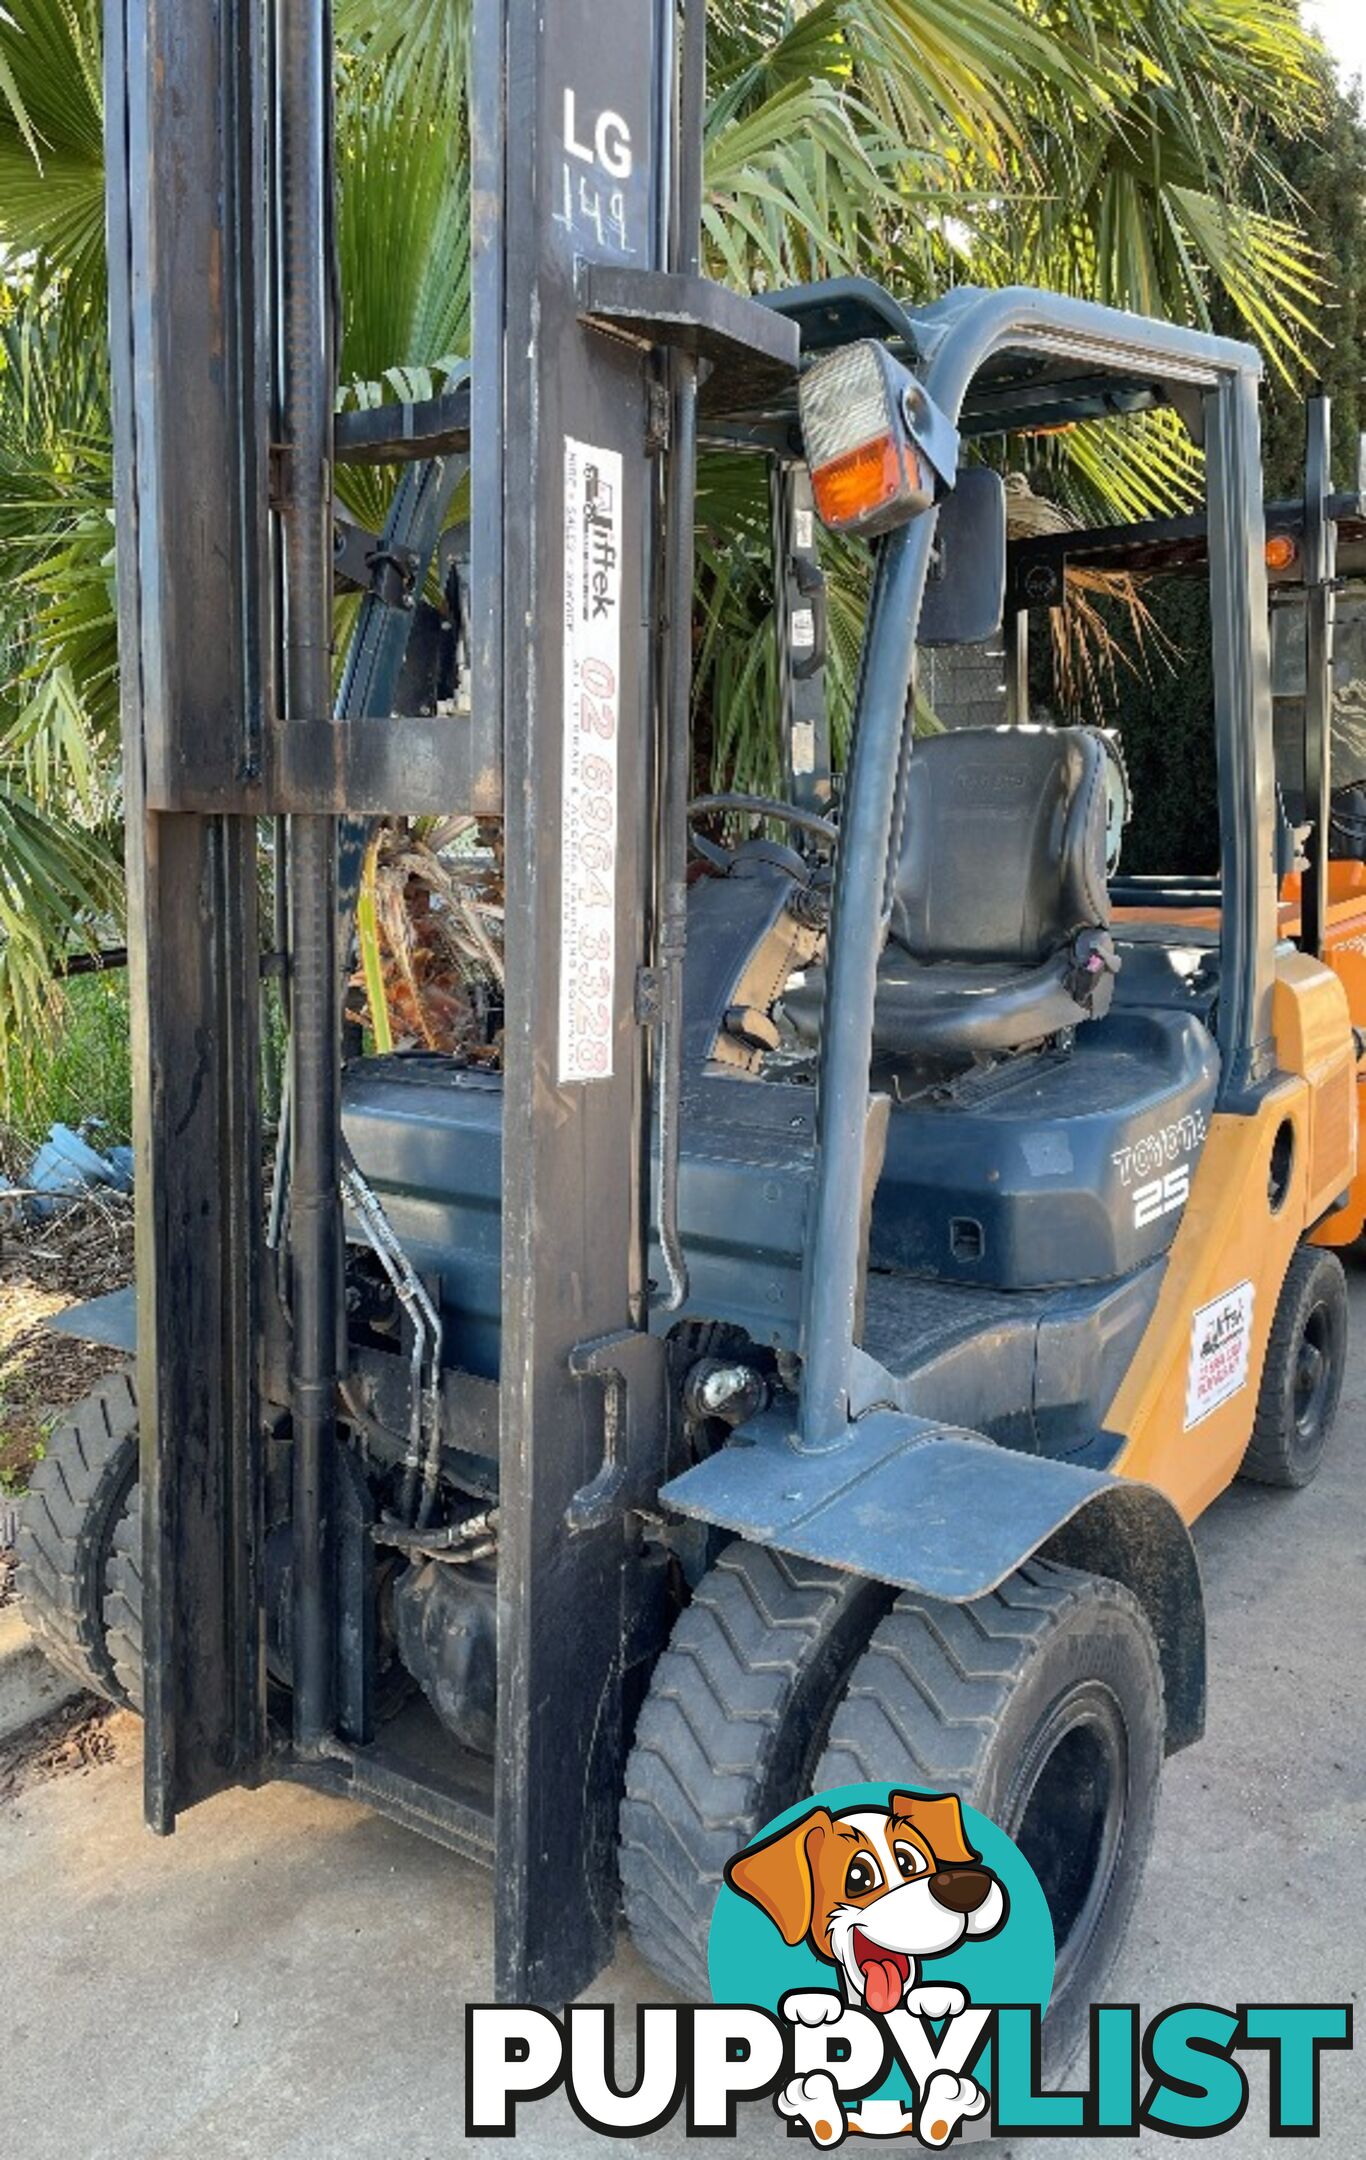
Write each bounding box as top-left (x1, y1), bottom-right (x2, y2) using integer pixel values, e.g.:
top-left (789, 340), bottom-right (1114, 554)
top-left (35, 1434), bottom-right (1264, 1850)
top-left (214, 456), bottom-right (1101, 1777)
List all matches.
top-left (1105, 951), bottom-right (1355, 1522)
top-left (1117, 864), bottom-right (1366, 1242)
top-left (1304, 865), bottom-right (1366, 1244)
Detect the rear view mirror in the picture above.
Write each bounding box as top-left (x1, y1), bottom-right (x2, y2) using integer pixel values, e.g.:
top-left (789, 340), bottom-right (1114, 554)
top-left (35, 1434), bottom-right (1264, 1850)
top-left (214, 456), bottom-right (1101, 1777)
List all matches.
top-left (918, 467), bottom-right (1006, 647)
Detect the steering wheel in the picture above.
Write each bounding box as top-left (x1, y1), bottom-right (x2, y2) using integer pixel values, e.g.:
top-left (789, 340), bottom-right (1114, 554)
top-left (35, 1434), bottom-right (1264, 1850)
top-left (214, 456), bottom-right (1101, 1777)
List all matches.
top-left (687, 792), bottom-right (838, 870)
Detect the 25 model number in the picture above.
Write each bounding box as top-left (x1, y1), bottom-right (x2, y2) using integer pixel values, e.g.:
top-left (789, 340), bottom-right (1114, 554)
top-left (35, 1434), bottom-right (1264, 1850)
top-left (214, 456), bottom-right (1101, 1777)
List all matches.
top-left (1133, 1165), bottom-right (1189, 1228)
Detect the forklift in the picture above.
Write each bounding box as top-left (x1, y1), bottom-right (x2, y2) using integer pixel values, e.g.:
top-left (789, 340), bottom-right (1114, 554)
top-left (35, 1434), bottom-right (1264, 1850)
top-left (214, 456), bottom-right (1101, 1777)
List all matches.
top-left (15, 0), bottom-right (1358, 2084)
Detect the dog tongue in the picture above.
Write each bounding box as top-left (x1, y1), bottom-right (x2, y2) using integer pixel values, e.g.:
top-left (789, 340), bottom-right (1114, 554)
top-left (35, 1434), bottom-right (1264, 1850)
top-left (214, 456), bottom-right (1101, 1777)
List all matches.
top-left (863, 1957), bottom-right (904, 2015)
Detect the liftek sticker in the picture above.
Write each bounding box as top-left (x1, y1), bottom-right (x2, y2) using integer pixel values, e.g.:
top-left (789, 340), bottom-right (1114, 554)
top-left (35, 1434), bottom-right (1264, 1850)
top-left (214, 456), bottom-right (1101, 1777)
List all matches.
top-left (1185, 1280), bottom-right (1254, 1429)
top-left (559, 438), bottom-right (624, 1085)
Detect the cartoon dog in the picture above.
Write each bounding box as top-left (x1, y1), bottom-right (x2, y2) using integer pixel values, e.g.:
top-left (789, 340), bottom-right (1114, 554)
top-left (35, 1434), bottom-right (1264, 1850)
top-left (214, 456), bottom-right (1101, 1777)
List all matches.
top-left (725, 1791), bottom-right (1007, 2148)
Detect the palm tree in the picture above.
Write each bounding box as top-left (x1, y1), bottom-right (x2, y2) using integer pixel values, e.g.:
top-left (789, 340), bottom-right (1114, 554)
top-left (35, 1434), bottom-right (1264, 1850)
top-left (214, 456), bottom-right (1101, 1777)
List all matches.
top-left (0, 0), bottom-right (1340, 1060)
top-left (0, 291), bottom-right (123, 1068)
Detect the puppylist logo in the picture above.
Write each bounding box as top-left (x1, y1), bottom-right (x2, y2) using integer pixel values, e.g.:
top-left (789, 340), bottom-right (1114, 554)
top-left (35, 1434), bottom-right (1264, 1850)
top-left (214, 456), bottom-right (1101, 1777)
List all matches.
top-left (466, 1782), bottom-right (1352, 2143)
top-left (713, 1785), bottom-right (1025, 2145)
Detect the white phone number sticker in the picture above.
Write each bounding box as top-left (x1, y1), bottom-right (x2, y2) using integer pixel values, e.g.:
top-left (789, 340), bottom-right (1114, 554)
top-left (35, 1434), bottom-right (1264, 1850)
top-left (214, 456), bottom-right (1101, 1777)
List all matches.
top-left (559, 438), bottom-right (624, 1084)
top-left (1184, 1280), bottom-right (1254, 1430)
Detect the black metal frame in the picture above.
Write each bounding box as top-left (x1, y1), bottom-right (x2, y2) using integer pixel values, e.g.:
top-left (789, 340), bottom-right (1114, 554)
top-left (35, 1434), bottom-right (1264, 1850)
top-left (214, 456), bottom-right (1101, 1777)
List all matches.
top-left (1008, 394), bottom-right (1364, 961)
top-left (773, 463), bottom-right (833, 813)
top-left (795, 290), bottom-right (1277, 1444)
top-left (479, 0), bottom-right (674, 2004)
top-left (106, 0), bottom-right (271, 1829)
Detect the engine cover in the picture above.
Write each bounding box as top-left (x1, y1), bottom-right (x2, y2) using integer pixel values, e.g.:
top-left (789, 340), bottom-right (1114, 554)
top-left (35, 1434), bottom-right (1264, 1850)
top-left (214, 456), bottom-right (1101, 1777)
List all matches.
top-left (871, 1007), bottom-right (1220, 1289)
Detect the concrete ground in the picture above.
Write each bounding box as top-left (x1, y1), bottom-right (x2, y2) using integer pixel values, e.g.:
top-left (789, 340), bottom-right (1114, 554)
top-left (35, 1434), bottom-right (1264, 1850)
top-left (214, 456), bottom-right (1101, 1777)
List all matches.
top-left (3, 1285), bottom-right (1365, 2160)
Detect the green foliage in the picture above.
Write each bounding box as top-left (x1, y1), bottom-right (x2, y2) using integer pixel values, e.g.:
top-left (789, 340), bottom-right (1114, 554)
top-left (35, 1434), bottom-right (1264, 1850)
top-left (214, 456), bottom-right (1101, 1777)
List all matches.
top-left (0, 296), bottom-right (123, 1070)
top-left (0, 0), bottom-right (104, 329)
top-left (1253, 63), bottom-right (1366, 494)
top-left (0, 967), bottom-right (131, 1148)
top-left (1106, 578), bottom-right (1227, 881)
top-left (0, 0), bottom-right (1356, 1071)
top-left (1050, 577), bottom-right (1221, 878)
top-left (687, 0), bottom-right (1333, 781)
top-left (1136, 68), bottom-right (1366, 856)
top-left (0, 302), bottom-right (118, 745)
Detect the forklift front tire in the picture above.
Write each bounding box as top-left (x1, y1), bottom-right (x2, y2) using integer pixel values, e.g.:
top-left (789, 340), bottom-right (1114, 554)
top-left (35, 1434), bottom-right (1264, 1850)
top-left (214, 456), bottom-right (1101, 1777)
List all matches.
top-left (1238, 1244), bottom-right (1347, 1489)
top-left (102, 1490), bottom-right (144, 1714)
top-left (816, 1560), bottom-right (1164, 2083)
top-left (14, 1367), bottom-right (141, 1707)
top-left (620, 1541), bottom-right (888, 2000)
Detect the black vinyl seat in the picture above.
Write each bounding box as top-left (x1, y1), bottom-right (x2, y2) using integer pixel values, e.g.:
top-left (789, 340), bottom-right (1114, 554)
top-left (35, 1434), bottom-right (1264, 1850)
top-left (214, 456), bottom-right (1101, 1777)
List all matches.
top-left (789, 724), bottom-right (1119, 1061)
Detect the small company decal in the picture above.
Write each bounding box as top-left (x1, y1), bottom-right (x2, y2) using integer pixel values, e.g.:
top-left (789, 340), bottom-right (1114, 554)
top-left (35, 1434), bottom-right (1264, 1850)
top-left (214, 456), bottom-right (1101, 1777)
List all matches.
top-left (559, 437), bottom-right (624, 1086)
top-left (1186, 1280), bottom-right (1255, 1429)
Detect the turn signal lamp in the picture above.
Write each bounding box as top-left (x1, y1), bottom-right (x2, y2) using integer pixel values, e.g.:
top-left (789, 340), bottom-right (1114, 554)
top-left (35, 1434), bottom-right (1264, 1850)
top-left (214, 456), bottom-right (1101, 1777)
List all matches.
top-left (1265, 532), bottom-right (1299, 572)
top-left (799, 341), bottom-right (956, 539)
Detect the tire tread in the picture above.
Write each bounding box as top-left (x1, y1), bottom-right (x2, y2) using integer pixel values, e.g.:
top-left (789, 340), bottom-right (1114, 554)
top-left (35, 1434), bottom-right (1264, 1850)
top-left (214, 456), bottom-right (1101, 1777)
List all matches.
top-left (1239, 1245), bottom-right (1347, 1488)
top-left (818, 1560), bottom-right (1106, 1793)
top-left (620, 1542), bottom-right (882, 1999)
top-left (815, 1560), bottom-right (1164, 2085)
top-left (13, 1367), bottom-right (139, 1702)
top-left (103, 1500), bottom-right (144, 1713)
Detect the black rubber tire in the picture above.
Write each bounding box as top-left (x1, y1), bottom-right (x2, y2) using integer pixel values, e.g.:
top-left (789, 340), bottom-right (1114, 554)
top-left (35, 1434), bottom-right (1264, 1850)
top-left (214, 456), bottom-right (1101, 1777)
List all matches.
top-left (816, 1560), bottom-right (1164, 2084)
top-left (1239, 1245), bottom-right (1347, 1489)
top-left (103, 1488), bottom-right (144, 1713)
top-left (620, 1541), bottom-right (888, 1999)
top-left (14, 1367), bottom-right (141, 1705)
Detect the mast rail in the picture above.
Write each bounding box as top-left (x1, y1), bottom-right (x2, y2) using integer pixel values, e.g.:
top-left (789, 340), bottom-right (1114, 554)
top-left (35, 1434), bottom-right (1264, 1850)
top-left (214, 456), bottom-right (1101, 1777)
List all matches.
top-left (146, 712), bottom-right (498, 817)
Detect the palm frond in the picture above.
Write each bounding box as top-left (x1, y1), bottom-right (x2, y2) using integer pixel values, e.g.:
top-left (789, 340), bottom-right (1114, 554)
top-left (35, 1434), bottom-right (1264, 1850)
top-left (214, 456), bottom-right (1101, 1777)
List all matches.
top-left (335, 0), bottom-right (470, 117)
top-left (1049, 568), bottom-right (1179, 726)
top-left (0, 771), bottom-right (123, 1079)
top-left (0, 0), bottom-right (105, 325)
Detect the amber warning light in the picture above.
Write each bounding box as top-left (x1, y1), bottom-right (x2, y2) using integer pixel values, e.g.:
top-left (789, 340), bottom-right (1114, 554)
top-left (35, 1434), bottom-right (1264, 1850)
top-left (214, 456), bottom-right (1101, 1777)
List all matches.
top-left (799, 341), bottom-right (953, 539)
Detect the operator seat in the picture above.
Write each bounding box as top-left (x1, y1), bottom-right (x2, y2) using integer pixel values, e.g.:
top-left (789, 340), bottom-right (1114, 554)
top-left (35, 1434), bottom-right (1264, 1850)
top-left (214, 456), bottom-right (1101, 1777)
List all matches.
top-left (785, 724), bottom-right (1118, 1062)
top-left (874, 724), bottom-right (1117, 1059)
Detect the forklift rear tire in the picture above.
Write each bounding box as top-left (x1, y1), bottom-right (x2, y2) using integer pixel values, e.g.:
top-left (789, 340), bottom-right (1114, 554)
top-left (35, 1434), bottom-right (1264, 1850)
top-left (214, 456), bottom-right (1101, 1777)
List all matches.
top-left (620, 1541), bottom-right (889, 1999)
top-left (1238, 1245), bottom-right (1347, 1489)
top-left (816, 1560), bottom-right (1164, 2083)
top-left (14, 1367), bottom-right (141, 1707)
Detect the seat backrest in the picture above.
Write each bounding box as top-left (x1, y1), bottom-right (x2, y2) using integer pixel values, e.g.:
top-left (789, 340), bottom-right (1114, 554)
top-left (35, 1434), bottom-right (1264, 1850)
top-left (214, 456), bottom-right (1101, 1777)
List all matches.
top-left (890, 724), bottom-right (1110, 964)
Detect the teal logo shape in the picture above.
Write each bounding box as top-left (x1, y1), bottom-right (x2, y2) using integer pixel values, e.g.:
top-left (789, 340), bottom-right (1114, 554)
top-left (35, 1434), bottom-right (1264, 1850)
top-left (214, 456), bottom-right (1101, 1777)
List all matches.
top-left (708, 1782), bottom-right (1054, 2145)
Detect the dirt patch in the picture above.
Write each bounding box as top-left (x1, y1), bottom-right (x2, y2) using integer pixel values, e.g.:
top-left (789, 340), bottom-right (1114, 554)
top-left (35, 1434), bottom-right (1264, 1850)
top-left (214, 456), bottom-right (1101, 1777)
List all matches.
top-left (0, 1192), bottom-right (134, 1495)
top-left (0, 1693), bottom-right (119, 1805)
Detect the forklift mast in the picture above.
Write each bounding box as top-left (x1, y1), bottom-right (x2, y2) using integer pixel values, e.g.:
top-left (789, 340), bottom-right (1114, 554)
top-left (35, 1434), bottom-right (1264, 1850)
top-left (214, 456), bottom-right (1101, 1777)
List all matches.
top-left (103, 0), bottom-right (790, 2003)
